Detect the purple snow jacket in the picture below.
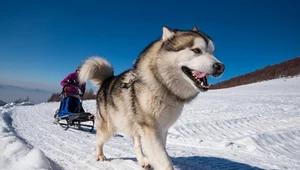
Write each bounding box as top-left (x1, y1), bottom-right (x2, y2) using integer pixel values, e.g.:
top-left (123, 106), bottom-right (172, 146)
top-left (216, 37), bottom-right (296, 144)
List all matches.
top-left (60, 70), bottom-right (86, 95)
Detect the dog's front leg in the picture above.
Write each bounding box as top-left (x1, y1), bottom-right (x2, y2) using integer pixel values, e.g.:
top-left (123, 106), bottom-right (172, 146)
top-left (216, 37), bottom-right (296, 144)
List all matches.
top-left (133, 135), bottom-right (150, 169)
top-left (161, 129), bottom-right (168, 149)
top-left (141, 126), bottom-right (173, 170)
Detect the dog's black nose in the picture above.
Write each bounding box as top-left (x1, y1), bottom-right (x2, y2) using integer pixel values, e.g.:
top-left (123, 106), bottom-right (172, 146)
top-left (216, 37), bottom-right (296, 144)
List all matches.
top-left (212, 63), bottom-right (225, 77)
top-left (213, 63), bottom-right (225, 72)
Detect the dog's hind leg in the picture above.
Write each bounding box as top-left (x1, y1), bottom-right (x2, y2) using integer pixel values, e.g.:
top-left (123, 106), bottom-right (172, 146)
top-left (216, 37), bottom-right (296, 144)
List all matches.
top-left (141, 127), bottom-right (173, 170)
top-left (95, 120), bottom-right (112, 161)
top-left (133, 135), bottom-right (150, 169)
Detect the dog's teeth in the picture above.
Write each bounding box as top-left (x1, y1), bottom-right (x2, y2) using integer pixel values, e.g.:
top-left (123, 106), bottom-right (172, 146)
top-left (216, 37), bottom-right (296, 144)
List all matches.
top-left (200, 82), bottom-right (211, 89)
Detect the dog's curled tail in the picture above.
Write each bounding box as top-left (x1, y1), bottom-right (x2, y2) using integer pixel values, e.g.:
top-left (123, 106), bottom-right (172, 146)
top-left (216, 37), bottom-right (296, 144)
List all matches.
top-left (79, 56), bottom-right (114, 88)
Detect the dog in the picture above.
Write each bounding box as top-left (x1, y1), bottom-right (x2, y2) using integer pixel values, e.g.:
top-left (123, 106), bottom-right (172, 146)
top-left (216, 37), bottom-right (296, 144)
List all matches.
top-left (79, 26), bottom-right (225, 170)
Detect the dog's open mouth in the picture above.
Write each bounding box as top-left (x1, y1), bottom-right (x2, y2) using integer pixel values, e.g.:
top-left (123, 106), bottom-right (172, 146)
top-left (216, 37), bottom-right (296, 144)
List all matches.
top-left (181, 66), bottom-right (211, 91)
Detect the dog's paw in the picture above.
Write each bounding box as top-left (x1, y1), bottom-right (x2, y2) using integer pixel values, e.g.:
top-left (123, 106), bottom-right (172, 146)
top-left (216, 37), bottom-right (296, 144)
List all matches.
top-left (95, 154), bottom-right (107, 161)
top-left (140, 156), bottom-right (151, 169)
top-left (142, 164), bottom-right (151, 169)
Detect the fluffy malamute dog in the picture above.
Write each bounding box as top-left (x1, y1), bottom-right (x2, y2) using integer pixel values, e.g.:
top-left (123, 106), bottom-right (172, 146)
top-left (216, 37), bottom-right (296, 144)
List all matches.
top-left (79, 26), bottom-right (225, 170)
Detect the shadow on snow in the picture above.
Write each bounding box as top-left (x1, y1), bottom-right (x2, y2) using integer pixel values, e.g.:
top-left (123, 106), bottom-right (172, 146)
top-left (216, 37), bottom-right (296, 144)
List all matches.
top-left (118, 156), bottom-right (264, 170)
top-left (172, 156), bottom-right (264, 170)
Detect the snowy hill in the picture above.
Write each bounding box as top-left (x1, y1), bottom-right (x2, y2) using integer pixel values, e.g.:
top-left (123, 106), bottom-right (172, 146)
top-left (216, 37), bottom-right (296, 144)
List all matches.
top-left (1, 77), bottom-right (300, 170)
top-left (0, 84), bottom-right (52, 104)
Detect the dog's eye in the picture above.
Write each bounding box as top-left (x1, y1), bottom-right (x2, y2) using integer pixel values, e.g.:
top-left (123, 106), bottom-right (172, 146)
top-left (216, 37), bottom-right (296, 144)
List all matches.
top-left (192, 48), bottom-right (202, 54)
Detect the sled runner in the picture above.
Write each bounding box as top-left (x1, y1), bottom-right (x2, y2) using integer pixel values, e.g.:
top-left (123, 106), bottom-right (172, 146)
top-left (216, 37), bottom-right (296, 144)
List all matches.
top-left (54, 85), bottom-right (94, 132)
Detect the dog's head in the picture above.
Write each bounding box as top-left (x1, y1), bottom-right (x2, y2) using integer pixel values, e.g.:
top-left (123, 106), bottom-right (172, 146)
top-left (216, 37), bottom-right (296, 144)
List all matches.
top-left (156, 26), bottom-right (225, 94)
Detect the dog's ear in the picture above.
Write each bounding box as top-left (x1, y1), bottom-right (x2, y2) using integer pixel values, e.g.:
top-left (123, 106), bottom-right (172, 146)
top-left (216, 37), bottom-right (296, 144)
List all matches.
top-left (192, 26), bottom-right (200, 32)
top-left (192, 26), bottom-right (213, 43)
top-left (162, 26), bottom-right (174, 41)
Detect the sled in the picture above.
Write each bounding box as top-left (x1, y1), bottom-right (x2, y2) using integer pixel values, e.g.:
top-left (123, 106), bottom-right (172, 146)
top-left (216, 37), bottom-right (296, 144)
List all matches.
top-left (54, 86), bottom-right (95, 132)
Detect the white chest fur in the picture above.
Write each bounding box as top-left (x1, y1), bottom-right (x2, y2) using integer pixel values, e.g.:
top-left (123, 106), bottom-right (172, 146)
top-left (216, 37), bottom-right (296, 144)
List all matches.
top-left (157, 103), bottom-right (183, 130)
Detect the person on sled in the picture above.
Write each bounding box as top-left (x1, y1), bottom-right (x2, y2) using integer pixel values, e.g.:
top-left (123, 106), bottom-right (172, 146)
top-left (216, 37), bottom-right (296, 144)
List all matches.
top-left (53, 66), bottom-right (86, 123)
top-left (60, 66), bottom-right (86, 98)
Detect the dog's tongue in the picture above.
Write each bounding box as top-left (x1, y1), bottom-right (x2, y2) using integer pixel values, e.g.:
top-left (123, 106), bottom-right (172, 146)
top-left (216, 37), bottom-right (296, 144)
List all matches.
top-left (192, 70), bottom-right (208, 79)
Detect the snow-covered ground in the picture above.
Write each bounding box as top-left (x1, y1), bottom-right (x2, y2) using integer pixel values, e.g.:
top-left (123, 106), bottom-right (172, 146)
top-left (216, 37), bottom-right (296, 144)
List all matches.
top-left (1, 77), bottom-right (300, 170)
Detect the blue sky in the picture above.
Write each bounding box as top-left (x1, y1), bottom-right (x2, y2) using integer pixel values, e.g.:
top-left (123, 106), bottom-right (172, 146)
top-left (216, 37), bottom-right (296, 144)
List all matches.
top-left (0, 0), bottom-right (299, 92)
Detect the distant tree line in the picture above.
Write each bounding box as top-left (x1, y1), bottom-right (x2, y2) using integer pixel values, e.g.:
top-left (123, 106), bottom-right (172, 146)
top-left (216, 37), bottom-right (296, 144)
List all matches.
top-left (211, 57), bottom-right (300, 89)
top-left (47, 88), bottom-right (96, 102)
top-left (13, 96), bottom-right (30, 103)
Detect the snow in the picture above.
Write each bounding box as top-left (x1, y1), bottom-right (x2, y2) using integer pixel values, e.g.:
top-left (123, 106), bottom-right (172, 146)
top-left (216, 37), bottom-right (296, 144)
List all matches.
top-left (1, 77), bottom-right (300, 170)
top-left (0, 102), bottom-right (51, 170)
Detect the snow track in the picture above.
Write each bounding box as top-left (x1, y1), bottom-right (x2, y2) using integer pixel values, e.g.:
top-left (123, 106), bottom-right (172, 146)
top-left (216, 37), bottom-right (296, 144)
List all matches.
top-left (2, 77), bottom-right (300, 170)
top-left (10, 103), bottom-right (144, 170)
